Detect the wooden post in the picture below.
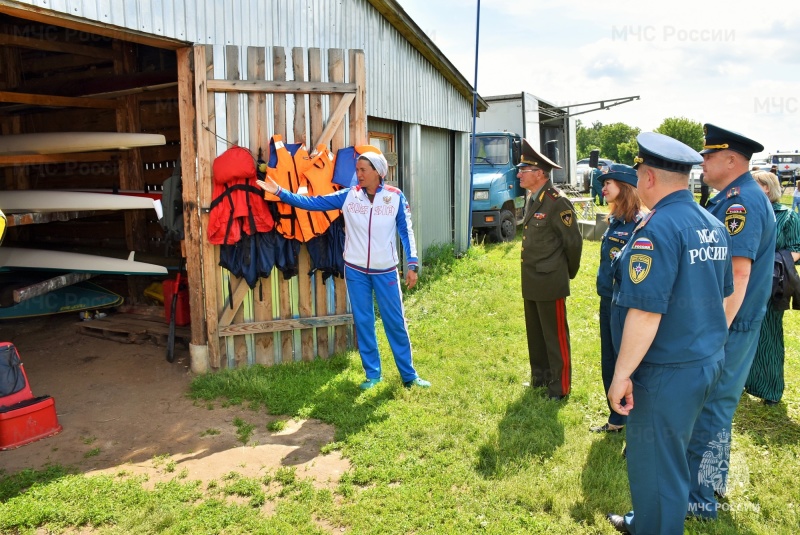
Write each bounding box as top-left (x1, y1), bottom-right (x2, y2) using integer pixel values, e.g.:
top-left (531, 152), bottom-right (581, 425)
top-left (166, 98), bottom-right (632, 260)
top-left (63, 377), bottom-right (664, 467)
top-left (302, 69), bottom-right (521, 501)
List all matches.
top-left (247, 46), bottom-right (274, 366)
top-left (273, 47), bottom-right (294, 364)
top-left (292, 47), bottom-right (315, 361)
top-left (327, 48), bottom-right (347, 359)
top-left (195, 45), bottom-right (222, 369)
top-left (176, 46), bottom-right (208, 349)
top-left (223, 44), bottom-right (251, 369)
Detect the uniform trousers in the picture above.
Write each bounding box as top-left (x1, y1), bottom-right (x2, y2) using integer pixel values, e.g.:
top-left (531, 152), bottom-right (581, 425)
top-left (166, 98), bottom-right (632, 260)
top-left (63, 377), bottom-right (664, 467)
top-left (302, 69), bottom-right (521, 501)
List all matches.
top-left (622, 357), bottom-right (723, 535)
top-left (686, 328), bottom-right (759, 518)
top-left (600, 296), bottom-right (626, 426)
top-left (345, 266), bottom-right (417, 383)
top-left (524, 298), bottom-right (571, 397)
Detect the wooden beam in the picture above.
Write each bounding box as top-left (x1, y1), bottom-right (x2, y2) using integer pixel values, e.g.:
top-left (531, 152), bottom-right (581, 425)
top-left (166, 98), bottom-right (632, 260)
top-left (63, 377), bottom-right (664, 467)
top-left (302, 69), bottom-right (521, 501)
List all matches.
top-left (205, 79), bottom-right (356, 95)
top-left (314, 93), bottom-right (355, 151)
top-left (0, 4), bottom-right (186, 50)
top-left (219, 314), bottom-right (353, 337)
top-left (0, 152), bottom-right (120, 166)
top-left (0, 32), bottom-right (116, 60)
top-left (13, 272), bottom-right (94, 304)
top-left (0, 90), bottom-right (119, 109)
top-left (85, 82), bottom-right (178, 100)
top-left (218, 276), bottom-right (251, 328)
top-left (350, 50), bottom-right (367, 145)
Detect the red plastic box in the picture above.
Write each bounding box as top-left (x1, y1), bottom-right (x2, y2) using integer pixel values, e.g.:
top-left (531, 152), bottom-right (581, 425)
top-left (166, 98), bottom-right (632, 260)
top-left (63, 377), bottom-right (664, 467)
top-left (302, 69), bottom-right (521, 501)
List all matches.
top-left (0, 396), bottom-right (62, 450)
top-left (163, 278), bottom-right (190, 326)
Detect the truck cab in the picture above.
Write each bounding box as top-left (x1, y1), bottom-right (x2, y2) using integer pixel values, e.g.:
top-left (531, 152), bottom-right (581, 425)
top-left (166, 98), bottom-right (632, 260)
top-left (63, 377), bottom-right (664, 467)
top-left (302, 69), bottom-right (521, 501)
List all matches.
top-left (470, 132), bottom-right (526, 242)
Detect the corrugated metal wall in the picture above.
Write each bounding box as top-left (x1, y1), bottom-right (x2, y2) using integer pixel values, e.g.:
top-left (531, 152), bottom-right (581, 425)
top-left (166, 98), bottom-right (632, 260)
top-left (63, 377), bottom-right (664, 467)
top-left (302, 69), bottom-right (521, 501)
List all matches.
top-left (12, 0), bottom-right (473, 133)
top-left (415, 126), bottom-right (453, 254)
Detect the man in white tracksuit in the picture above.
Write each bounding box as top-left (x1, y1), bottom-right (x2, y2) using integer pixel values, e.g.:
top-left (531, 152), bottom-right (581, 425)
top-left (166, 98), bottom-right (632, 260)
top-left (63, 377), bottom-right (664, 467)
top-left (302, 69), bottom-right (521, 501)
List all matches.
top-left (257, 150), bottom-right (430, 390)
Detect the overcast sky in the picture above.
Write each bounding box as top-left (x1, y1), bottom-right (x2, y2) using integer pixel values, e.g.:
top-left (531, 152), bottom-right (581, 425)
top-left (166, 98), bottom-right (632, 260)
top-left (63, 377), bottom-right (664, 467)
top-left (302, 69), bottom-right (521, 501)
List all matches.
top-left (397, 0), bottom-right (800, 160)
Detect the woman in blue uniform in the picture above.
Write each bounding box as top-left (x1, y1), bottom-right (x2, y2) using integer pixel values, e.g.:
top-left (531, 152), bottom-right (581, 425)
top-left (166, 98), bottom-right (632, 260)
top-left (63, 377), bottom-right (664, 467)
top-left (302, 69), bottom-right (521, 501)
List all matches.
top-left (591, 164), bottom-right (644, 433)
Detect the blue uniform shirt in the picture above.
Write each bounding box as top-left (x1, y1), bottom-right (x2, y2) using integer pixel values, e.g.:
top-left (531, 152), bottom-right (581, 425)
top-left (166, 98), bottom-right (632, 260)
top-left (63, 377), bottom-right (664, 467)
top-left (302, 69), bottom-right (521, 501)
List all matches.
top-left (597, 213), bottom-right (643, 297)
top-left (612, 190), bottom-right (733, 365)
top-left (707, 171), bottom-right (776, 331)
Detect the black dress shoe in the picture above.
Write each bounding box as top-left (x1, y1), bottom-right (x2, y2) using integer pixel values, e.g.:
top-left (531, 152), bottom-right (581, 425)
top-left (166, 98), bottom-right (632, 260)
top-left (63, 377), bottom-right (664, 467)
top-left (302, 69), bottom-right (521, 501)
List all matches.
top-left (606, 513), bottom-right (630, 533)
top-left (590, 422), bottom-right (624, 433)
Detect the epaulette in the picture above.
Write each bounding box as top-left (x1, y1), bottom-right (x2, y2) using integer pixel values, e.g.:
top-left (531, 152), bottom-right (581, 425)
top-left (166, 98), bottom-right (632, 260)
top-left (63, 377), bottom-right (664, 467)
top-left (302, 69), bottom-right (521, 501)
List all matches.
top-left (727, 187), bottom-right (740, 199)
top-left (546, 188), bottom-right (560, 200)
top-left (634, 209), bottom-right (655, 232)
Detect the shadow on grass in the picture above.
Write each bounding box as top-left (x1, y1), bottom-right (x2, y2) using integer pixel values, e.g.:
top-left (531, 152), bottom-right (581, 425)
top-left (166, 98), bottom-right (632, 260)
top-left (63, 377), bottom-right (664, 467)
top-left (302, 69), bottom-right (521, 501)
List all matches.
top-left (475, 387), bottom-right (564, 479)
top-left (188, 354), bottom-right (391, 453)
top-left (735, 394), bottom-right (800, 447)
top-left (570, 434), bottom-right (628, 527)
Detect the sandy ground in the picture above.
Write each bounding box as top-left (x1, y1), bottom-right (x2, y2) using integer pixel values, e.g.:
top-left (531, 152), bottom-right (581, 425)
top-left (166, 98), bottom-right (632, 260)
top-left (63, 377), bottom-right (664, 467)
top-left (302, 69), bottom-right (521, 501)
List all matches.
top-left (0, 313), bottom-right (349, 490)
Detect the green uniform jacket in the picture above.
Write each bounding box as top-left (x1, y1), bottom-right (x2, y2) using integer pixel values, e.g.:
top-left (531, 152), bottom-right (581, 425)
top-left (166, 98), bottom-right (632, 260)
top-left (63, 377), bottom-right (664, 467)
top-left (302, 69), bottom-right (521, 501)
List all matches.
top-left (521, 181), bottom-right (583, 301)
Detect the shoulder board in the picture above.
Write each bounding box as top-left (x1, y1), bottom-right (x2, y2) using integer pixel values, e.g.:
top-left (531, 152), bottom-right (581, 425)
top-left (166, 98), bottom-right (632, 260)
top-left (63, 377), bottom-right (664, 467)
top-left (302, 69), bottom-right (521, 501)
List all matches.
top-left (546, 188), bottom-right (560, 200)
top-left (726, 187), bottom-right (740, 199)
top-left (634, 209), bottom-right (655, 232)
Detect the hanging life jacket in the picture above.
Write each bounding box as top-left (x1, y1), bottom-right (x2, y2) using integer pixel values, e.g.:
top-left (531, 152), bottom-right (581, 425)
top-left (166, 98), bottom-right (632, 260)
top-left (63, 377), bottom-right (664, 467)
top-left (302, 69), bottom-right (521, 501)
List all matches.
top-left (304, 144), bottom-right (341, 225)
top-left (264, 135), bottom-right (332, 243)
top-left (207, 146), bottom-right (274, 245)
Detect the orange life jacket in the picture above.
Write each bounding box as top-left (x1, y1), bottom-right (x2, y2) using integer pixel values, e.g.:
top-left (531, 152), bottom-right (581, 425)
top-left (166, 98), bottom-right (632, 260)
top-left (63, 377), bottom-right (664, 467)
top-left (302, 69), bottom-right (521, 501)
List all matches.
top-left (304, 144), bottom-right (341, 226)
top-left (264, 135), bottom-right (335, 242)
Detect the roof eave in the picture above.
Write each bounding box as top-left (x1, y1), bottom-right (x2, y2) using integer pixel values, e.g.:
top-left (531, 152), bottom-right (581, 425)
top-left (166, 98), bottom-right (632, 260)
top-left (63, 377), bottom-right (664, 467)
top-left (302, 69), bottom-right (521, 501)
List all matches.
top-left (367, 0), bottom-right (488, 112)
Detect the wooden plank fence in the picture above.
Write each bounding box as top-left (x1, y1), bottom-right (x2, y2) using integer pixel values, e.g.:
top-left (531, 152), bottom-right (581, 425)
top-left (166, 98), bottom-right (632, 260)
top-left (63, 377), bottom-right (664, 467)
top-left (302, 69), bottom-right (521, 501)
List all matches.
top-left (186, 45), bottom-right (365, 369)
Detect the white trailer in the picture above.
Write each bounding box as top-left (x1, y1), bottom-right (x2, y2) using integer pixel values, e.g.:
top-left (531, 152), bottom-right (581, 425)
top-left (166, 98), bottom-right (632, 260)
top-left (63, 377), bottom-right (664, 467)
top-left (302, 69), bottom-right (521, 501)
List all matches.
top-left (475, 92), bottom-right (578, 188)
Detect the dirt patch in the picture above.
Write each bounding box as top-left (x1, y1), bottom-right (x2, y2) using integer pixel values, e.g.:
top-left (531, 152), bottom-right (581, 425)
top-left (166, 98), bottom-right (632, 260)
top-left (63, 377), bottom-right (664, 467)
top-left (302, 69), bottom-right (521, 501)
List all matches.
top-left (0, 314), bottom-right (349, 490)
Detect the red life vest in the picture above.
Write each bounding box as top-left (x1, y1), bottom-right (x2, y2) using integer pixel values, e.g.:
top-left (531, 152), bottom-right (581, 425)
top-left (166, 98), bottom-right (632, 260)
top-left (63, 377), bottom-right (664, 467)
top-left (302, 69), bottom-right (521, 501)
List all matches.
top-left (207, 146), bottom-right (274, 245)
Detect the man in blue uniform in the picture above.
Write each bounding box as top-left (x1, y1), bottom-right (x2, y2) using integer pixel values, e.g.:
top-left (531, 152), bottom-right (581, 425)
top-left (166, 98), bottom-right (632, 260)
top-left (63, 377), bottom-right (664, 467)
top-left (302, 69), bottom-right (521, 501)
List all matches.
top-left (686, 124), bottom-right (776, 518)
top-left (605, 132), bottom-right (733, 534)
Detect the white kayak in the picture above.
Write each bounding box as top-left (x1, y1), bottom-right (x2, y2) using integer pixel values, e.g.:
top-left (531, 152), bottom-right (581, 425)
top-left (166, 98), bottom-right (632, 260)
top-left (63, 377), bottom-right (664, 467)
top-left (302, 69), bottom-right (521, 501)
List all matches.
top-left (0, 132), bottom-right (166, 156)
top-left (0, 247), bottom-right (168, 275)
top-left (0, 190), bottom-right (161, 216)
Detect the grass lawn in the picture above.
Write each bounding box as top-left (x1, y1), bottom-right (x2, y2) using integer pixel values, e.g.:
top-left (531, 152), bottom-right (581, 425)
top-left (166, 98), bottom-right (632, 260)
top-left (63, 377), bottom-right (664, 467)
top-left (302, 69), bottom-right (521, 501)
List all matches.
top-left (1, 237), bottom-right (799, 534)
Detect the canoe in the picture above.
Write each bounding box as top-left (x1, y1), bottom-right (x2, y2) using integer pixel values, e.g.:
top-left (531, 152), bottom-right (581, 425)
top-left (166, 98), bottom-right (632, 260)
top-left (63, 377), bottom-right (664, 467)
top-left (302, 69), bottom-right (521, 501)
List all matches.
top-left (0, 280), bottom-right (123, 319)
top-left (0, 190), bottom-right (159, 214)
top-left (0, 247), bottom-right (167, 275)
top-left (0, 132), bottom-right (166, 156)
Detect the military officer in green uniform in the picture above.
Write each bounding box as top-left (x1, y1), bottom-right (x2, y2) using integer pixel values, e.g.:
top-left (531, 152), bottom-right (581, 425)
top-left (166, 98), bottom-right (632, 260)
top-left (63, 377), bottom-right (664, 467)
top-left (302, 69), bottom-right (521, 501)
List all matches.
top-left (519, 139), bottom-right (583, 400)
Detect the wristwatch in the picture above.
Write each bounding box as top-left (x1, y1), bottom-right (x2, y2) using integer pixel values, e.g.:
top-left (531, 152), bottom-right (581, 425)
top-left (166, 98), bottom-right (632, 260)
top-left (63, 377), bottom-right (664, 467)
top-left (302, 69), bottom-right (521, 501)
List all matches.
top-left (408, 265), bottom-right (418, 273)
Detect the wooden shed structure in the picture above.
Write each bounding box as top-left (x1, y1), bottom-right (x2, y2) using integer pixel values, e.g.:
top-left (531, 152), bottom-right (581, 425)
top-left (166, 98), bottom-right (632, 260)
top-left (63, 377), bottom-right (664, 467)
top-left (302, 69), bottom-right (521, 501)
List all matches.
top-left (0, 0), bottom-right (485, 371)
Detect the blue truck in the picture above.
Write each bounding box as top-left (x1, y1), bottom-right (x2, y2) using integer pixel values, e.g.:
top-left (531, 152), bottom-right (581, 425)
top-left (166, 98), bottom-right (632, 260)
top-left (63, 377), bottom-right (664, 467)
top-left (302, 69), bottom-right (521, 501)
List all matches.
top-left (470, 132), bottom-right (527, 242)
top-left (471, 93), bottom-right (576, 242)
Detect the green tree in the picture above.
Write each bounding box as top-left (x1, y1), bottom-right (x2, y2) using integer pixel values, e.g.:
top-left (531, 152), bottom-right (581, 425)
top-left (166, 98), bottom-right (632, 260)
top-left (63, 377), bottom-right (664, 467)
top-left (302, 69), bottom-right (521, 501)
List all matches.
top-left (654, 117), bottom-right (704, 152)
top-left (576, 119), bottom-right (603, 159)
top-left (600, 123), bottom-right (641, 164)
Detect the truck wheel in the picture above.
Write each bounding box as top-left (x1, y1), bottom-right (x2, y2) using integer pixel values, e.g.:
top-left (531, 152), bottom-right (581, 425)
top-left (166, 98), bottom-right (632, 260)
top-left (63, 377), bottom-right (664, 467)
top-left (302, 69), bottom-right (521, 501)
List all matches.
top-left (491, 210), bottom-right (516, 242)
